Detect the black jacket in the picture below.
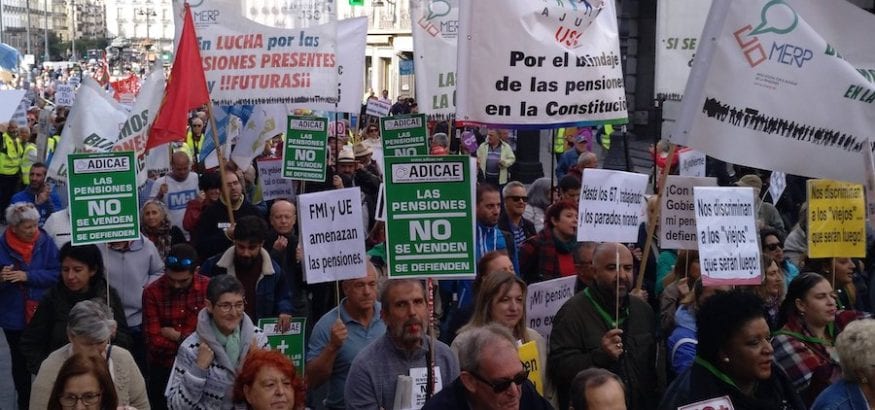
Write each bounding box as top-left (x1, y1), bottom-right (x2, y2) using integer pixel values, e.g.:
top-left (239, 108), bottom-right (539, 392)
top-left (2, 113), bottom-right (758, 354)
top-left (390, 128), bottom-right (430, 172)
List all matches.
top-left (423, 378), bottom-right (553, 410)
top-left (194, 199), bottom-right (262, 261)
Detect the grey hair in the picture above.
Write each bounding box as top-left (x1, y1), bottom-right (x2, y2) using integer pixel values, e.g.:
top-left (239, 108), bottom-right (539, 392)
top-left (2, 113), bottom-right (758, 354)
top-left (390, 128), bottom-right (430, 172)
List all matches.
top-left (528, 177), bottom-right (552, 210)
top-left (432, 132), bottom-right (449, 147)
top-left (569, 368), bottom-right (626, 410)
top-left (379, 279), bottom-right (424, 307)
top-left (5, 202), bottom-right (40, 226)
top-left (67, 300), bottom-right (116, 343)
top-left (572, 241), bottom-right (598, 265)
top-left (836, 318), bottom-right (875, 384)
top-left (577, 151), bottom-right (598, 167)
top-left (206, 274), bottom-right (245, 304)
top-left (455, 323), bottom-right (516, 374)
top-left (501, 181), bottom-right (526, 198)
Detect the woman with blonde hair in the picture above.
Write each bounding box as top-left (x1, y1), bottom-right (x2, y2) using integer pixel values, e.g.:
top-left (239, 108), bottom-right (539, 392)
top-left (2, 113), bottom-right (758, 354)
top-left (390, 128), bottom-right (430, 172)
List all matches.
top-left (140, 199), bottom-right (186, 259)
top-left (452, 270), bottom-right (556, 405)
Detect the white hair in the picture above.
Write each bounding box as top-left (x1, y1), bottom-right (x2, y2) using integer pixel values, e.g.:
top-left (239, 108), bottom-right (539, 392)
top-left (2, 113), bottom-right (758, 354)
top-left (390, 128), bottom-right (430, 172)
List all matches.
top-left (836, 319), bottom-right (875, 384)
top-left (5, 202), bottom-right (40, 226)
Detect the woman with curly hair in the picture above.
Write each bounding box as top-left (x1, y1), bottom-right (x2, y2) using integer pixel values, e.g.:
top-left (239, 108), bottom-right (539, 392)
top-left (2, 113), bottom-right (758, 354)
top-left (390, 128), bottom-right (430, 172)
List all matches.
top-left (233, 348), bottom-right (306, 410)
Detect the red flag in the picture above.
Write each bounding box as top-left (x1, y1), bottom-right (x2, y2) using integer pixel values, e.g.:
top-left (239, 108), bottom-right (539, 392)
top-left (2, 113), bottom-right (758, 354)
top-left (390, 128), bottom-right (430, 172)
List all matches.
top-left (147, 3), bottom-right (209, 150)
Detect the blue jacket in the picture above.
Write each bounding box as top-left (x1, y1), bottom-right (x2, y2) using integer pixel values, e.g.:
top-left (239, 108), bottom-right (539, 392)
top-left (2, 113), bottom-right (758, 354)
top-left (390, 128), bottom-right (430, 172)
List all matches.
top-left (11, 187), bottom-right (64, 226)
top-left (555, 147), bottom-right (582, 179)
top-left (811, 379), bottom-right (869, 410)
top-left (667, 305), bottom-right (698, 376)
top-left (0, 229), bottom-right (60, 330)
top-left (200, 247), bottom-right (294, 319)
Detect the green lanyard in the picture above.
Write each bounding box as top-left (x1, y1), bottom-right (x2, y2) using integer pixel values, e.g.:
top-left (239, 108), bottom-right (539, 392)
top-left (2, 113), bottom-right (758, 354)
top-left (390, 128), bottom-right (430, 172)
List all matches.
top-left (773, 322), bottom-right (836, 346)
top-left (583, 288), bottom-right (627, 328)
top-left (694, 356), bottom-right (740, 390)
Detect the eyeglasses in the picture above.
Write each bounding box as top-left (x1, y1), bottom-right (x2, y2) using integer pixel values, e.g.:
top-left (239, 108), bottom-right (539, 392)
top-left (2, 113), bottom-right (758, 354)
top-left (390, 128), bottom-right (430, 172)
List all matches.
top-left (467, 369), bottom-right (529, 393)
top-left (367, 128), bottom-right (378, 133)
top-left (166, 256), bottom-right (194, 270)
top-left (765, 243), bottom-right (782, 251)
top-left (505, 195), bottom-right (528, 203)
top-left (215, 300), bottom-right (246, 313)
top-left (59, 392), bottom-right (101, 407)
top-left (192, 124), bottom-right (203, 128)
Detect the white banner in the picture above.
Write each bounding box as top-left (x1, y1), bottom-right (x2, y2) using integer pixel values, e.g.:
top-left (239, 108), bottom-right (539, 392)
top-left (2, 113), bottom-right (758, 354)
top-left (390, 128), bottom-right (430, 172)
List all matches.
top-left (0, 90), bottom-right (26, 122)
top-left (242, 0), bottom-right (336, 28)
top-left (655, 0), bottom-right (712, 102)
top-left (298, 187), bottom-right (367, 284)
top-left (257, 158), bottom-right (296, 201)
top-left (660, 175), bottom-right (717, 249)
top-left (526, 276), bottom-right (576, 345)
top-left (678, 148), bottom-right (707, 177)
top-left (48, 78), bottom-right (130, 181)
top-left (693, 186), bottom-right (762, 286)
top-left (55, 84), bottom-right (75, 107)
top-left (577, 169), bottom-right (648, 243)
top-left (457, 0), bottom-right (627, 128)
top-left (411, 0), bottom-right (458, 117)
top-left (671, 0), bottom-right (875, 183)
top-left (173, 0), bottom-right (338, 106)
top-left (232, 104), bottom-right (288, 167)
top-left (112, 63), bottom-right (166, 187)
top-left (308, 17), bottom-right (368, 113)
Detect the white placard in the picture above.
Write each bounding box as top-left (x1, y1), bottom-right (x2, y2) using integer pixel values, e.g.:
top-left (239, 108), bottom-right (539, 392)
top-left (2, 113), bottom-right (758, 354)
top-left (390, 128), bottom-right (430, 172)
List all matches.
top-left (55, 84), bottom-right (75, 106)
top-left (671, 0), bottom-right (875, 183)
top-left (678, 149), bottom-right (707, 177)
top-left (366, 99), bottom-right (392, 117)
top-left (769, 170), bottom-right (787, 204)
top-left (0, 90), bottom-right (26, 123)
top-left (257, 158), bottom-right (296, 201)
top-left (526, 276), bottom-right (577, 345)
top-left (456, 0), bottom-right (627, 128)
top-left (297, 187), bottom-right (367, 284)
top-left (678, 396), bottom-right (735, 410)
top-left (661, 176), bottom-right (718, 250)
top-left (693, 186), bottom-right (762, 286)
top-left (577, 169), bottom-right (649, 243)
top-left (655, 0), bottom-right (713, 102)
top-left (408, 367), bottom-right (443, 409)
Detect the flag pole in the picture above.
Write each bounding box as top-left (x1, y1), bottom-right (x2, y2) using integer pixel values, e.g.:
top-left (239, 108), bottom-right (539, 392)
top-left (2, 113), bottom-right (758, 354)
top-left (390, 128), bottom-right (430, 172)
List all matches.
top-left (635, 143), bottom-right (676, 291)
top-left (206, 102), bottom-right (236, 225)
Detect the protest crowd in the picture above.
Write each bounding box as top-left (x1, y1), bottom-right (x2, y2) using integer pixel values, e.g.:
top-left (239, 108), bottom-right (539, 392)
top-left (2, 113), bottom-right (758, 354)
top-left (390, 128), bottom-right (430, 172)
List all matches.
top-left (2, 1), bottom-right (875, 410)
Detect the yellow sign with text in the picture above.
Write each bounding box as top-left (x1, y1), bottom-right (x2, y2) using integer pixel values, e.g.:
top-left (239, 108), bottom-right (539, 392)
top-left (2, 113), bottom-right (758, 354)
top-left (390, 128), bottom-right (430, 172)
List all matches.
top-left (807, 179), bottom-right (865, 258)
top-left (518, 341), bottom-right (543, 395)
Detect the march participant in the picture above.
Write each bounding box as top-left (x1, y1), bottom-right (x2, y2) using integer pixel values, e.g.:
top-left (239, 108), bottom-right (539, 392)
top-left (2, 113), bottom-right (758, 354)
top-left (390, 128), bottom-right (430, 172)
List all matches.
top-left (195, 167), bottom-right (262, 260)
top-left (11, 163), bottom-right (63, 226)
top-left (811, 319), bottom-right (875, 410)
top-left (183, 172), bottom-right (222, 249)
top-left (150, 151), bottom-right (200, 239)
top-left (0, 123), bottom-right (24, 221)
top-left (568, 368), bottom-right (628, 410)
top-left (520, 201), bottom-right (579, 284)
top-left (497, 181), bottom-right (537, 256)
top-left (264, 199), bottom-right (307, 316)
top-left (476, 129), bottom-right (515, 190)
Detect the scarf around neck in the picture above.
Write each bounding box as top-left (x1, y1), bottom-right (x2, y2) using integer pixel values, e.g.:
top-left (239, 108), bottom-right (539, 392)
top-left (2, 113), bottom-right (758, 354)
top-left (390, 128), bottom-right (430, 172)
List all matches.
top-left (5, 228), bottom-right (39, 264)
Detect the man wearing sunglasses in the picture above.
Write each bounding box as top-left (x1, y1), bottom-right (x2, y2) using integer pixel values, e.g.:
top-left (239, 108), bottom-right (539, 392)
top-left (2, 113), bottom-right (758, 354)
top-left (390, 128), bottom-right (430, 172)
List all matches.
top-left (142, 243), bottom-right (210, 409)
top-left (423, 324), bottom-right (552, 410)
top-left (498, 181), bottom-right (537, 255)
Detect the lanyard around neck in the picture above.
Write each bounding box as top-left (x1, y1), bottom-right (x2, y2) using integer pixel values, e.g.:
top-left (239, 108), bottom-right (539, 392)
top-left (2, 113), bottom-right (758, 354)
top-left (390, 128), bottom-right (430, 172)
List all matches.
top-left (773, 321), bottom-right (836, 346)
top-left (583, 288), bottom-right (626, 328)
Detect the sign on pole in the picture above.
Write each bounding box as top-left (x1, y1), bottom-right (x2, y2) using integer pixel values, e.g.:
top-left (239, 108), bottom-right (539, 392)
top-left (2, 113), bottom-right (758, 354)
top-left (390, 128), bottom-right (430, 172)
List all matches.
top-left (577, 169), bottom-right (648, 242)
top-left (380, 114), bottom-right (429, 157)
top-left (660, 175), bottom-right (717, 249)
top-left (258, 317), bottom-right (307, 376)
top-left (693, 186), bottom-right (762, 286)
top-left (257, 158), bottom-right (296, 201)
top-left (807, 179), bottom-right (865, 258)
top-left (297, 187), bottom-right (368, 284)
top-left (365, 99), bottom-right (392, 117)
top-left (55, 84), bottom-right (75, 106)
top-left (525, 275), bottom-right (576, 345)
top-left (678, 149), bottom-right (707, 177)
top-left (282, 116), bottom-right (328, 182)
top-left (384, 155), bottom-right (476, 279)
top-left (68, 151), bottom-right (140, 245)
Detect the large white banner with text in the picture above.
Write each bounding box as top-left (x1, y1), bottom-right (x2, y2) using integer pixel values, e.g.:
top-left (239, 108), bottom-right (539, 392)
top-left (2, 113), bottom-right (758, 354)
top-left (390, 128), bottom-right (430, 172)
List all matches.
top-left (411, 0), bottom-right (458, 118)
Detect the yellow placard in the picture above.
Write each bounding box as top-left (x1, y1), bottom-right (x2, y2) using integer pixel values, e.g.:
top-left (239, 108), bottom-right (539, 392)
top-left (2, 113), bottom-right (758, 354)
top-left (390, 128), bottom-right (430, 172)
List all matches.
top-left (518, 341), bottom-right (543, 395)
top-left (807, 179), bottom-right (865, 258)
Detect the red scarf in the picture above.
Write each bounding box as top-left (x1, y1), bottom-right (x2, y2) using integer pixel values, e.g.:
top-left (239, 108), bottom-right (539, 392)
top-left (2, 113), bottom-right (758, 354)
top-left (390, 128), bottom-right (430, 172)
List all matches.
top-left (5, 228), bottom-right (39, 264)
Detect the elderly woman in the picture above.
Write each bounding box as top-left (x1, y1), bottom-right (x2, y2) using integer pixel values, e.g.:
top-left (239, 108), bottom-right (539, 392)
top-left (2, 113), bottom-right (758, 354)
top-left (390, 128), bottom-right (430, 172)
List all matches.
top-left (46, 354), bottom-right (119, 410)
top-left (659, 289), bottom-right (805, 410)
top-left (772, 273), bottom-right (868, 406)
top-left (811, 319), bottom-right (875, 409)
top-left (31, 300), bottom-right (148, 409)
top-left (21, 243), bottom-right (131, 376)
top-left (140, 199), bottom-right (186, 259)
top-left (453, 270), bottom-right (556, 406)
top-left (166, 274), bottom-right (269, 410)
top-left (520, 200), bottom-right (578, 283)
top-left (233, 349), bottom-right (306, 410)
top-left (523, 177), bottom-right (552, 232)
top-left (756, 254), bottom-right (785, 330)
top-left (430, 132), bottom-right (450, 156)
top-left (0, 202), bottom-right (60, 408)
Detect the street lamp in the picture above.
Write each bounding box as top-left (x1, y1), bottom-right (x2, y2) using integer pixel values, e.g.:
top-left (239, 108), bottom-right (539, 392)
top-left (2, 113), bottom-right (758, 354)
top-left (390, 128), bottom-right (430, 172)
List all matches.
top-left (136, 8), bottom-right (157, 40)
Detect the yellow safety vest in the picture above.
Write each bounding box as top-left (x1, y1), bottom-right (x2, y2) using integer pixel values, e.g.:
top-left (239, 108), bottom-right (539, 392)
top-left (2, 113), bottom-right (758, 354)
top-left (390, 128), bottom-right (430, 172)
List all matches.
top-left (0, 133), bottom-right (23, 176)
top-left (47, 134), bottom-right (60, 156)
top-left (554, 128), bottom-right (567, 154)
top-left (179, 131), bottom-right (206, 160)
top-left (21, 142), bottom-right (38, 184)
top-left (601, 124), bottom-right (614, 150)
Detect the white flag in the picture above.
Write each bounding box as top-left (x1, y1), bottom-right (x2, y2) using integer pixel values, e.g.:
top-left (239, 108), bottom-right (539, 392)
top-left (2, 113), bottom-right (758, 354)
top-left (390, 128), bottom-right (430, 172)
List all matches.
top-left (231, 104), bottom-right (288, 168)
top-left (769, 171), bottom-right (786, 204)
top-left (411, 0), bottom-right (458, 117)
top-left (112, 62), bottom-right (166, 187)
top-left (48, 77), bottom-right (129, 181)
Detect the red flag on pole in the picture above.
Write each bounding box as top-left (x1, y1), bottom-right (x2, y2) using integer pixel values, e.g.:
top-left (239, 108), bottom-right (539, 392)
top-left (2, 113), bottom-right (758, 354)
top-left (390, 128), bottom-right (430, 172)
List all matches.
top-left (147, 3), bottom-right (209, 150)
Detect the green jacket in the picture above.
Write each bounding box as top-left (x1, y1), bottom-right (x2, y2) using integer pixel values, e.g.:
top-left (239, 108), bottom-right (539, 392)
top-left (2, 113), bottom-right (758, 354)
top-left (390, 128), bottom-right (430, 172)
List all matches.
top-left (476, 141), bottom-right (516, 185)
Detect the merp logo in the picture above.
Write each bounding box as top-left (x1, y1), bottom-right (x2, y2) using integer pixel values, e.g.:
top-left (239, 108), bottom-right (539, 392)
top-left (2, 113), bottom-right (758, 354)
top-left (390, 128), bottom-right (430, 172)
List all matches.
top-left (193, 9), bottom-right (220, 24)
top-left (733, 0), bottom-right (810, 68)
top-left (416, 0), bottom-right (458, 39)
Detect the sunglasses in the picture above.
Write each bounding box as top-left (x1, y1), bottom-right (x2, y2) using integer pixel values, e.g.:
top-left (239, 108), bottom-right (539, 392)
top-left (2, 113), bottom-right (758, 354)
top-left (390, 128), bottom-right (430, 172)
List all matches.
top-left (467, 369), bottom-right (529, 393)
top-left (166, 256), bottom-right (194, 270)
top-left (765, 243), bottom-right (782, 251)
top-left (506, 195), bottom-right (528, 202)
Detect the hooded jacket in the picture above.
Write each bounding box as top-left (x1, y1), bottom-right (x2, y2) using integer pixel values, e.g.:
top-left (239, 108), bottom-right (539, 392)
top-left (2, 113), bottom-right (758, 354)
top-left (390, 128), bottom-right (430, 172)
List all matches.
top-left (667, 305), bottom-right (698, 376)
top-left (200, 247), bottom-right (294, 320)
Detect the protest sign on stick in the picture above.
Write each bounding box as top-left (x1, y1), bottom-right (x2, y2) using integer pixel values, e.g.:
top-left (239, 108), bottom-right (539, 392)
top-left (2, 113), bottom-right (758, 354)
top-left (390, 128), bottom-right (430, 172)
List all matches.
top-left (693, 186), bottom-right (762, 286)
top-left (577, 169), bottom-right (648, 243)
top-left (380, 114), bottom-right (429, 157)
top-left (68, 151), bottom-right (140, 245)
top-left (660, 175), bottom-right (717, 249)
top-left (807, 179), bottom-right (865, 258)
top-left (258, 158), bottom-right (296, 201)
top-left (283, 116), bottom-right (328, 182)
top-left (297, 188), bottom-right (367, 284)
top-left (526, 276), bottom-right (576, 345)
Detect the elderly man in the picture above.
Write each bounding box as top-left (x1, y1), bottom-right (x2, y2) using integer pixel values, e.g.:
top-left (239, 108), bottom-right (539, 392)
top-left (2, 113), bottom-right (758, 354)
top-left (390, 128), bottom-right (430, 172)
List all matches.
top-left (556, 129), bottom-right (592, 180)
top-left (195, 167), bottom-right (262, 261)
top-left (306, 263), bottom-right (385, 410)
top-left (573, 241), bottom-right (598, 293)
top-left (498, 181), bottom-right (537, 255)
top-left (568, 368), bottom-right (628, 410)
top-left (423, 324), bottom-right (552, 410)
top-left (345, 279), bottom-right (459, 409)
top-left (549, 243), bottom-right (659, 410)
top-left (11, 162), bottom-right (63, 226)
top-left (181, 117), bottom-right (206, 173)
top-left (477, 129), bottom-right (516, 190)
top-left (264, 199), bottom-right (307, 315)
top-left (150, 151), bottom-right (200, 238)
top-left (200, 215), bottom-right (293, 331)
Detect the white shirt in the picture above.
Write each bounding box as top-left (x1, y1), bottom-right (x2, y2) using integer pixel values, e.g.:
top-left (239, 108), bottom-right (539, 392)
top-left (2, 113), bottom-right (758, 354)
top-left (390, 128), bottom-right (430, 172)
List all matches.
top-left (149, 173), bottom-right (199, 236)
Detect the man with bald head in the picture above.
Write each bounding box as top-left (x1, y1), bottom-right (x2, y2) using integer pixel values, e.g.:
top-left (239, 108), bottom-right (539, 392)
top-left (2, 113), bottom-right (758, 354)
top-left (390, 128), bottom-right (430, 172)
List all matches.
top-left (549, 243), bottom-right (659, 410)
top-left (150, 151), bottom-right (199, 238)
top-left (264, 199), bottom-right (307, 315)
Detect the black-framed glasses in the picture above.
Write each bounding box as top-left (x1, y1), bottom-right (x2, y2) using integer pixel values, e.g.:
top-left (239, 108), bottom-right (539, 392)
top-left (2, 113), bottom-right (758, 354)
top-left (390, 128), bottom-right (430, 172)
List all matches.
top-left (506, 195), bottom-right (528, 203)
top-left (215, 300), bottom-right (246, 313)
top-left (59, 392), bottom-right (101, 407)
top-left (467, 369), bottom-right (529, 393)
top-left (166, 256), bottom-right (194, 270)
top-left (765, 243), bottom-right (782, 251)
